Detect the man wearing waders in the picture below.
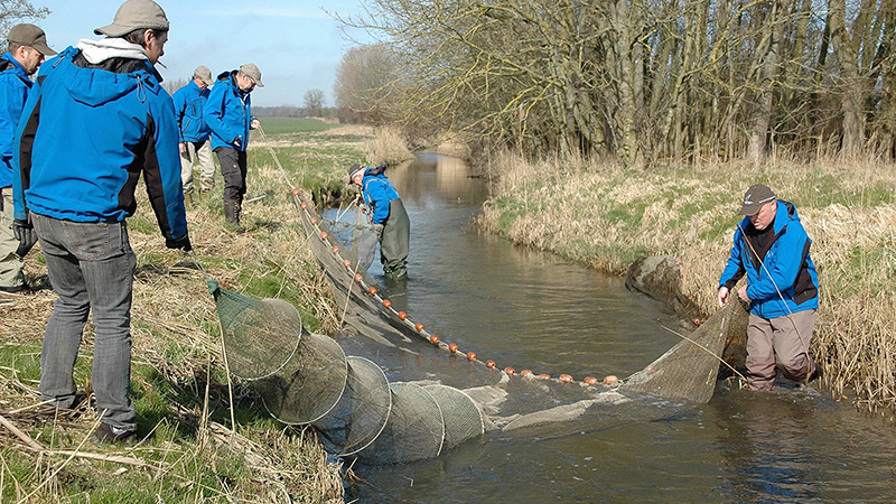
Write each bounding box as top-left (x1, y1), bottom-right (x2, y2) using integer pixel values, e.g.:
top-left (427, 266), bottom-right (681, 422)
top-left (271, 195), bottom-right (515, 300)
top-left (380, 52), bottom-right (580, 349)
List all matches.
top-left (718, 184), bottom-right (819, 391)
top-left (0, 24), bottom-right (56, 293)
top-left (204, 63), bottom-right (262, 232)
top-left (173, 65), bottom-right (214, 208)
top-left (349, 164), bottom-right (409, 280)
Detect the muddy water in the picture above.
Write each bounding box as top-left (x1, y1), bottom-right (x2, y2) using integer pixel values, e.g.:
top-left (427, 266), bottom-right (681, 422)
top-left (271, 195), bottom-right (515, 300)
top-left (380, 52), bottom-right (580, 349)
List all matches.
top-left (328, 154), bottom-right (896, 504)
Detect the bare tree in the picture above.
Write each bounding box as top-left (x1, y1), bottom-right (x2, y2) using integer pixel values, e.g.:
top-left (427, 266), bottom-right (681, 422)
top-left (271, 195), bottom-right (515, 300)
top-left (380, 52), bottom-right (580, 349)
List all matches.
top-left (0, 0), bottom-right (50, 52)
top-left (303, 89), bottom-right (325, 117)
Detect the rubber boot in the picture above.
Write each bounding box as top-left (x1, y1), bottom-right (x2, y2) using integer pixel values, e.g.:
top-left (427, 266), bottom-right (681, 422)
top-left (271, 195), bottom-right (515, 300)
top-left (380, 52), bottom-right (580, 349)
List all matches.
top-left (223, 199), bottom-right (246, 233)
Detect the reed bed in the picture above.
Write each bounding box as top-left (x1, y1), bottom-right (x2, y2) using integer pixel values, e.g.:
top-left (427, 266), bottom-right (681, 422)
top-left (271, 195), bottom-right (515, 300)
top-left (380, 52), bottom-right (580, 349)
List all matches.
top-left (479, 152), bottom-right (896, 417)
top-left (362, 126), bottom-right (413, 167)
top-left (0, 125), bottom-right (365, 502)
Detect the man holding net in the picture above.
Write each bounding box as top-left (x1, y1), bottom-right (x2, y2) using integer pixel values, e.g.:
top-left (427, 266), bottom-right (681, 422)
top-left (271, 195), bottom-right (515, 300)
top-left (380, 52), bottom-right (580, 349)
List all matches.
top-left (13, 0), bottom-right (190, 443)
top-left (349, 164), bottom-right (410, 280)
top-left (717, 184), bottom-right (819, 391)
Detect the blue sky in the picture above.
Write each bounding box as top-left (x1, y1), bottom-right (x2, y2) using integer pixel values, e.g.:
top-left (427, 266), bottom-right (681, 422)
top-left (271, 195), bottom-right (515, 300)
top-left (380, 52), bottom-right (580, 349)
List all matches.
top-left (28, 1), bottom-right (374, 107)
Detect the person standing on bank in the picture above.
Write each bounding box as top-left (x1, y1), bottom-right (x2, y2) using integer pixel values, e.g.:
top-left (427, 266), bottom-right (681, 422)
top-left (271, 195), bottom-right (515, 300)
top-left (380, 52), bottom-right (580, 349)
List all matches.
top-left (204, 63), bottom-right (262, 232)
top-left (718, 184), bottom-right (819, 391)
top-left (349, 164), bottom-right (409, 280)
top-left (0, 24), bottom-right (55, 293)
top-left (13, 0), bottom-right (190, 443)
top-left (173, 65), bottom-right (215, 208)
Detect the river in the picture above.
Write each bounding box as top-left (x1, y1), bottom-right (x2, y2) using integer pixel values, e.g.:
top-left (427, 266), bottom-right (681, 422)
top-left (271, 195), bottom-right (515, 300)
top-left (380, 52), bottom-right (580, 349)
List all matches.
top-left (325, 154), bottom-right (896, 504)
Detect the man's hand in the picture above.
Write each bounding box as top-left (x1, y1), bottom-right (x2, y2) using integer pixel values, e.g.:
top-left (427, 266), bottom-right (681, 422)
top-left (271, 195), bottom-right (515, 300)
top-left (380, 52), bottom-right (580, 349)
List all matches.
top-left (737, 284), bottom-right (751, 303)
top-left (718, 286), bottom-right (729, 308)
top-left (232, 136), bottom-right (242, 149)
top-left (179, 142), bottom-right (187, 154)
top-left (250, 119), bottom-right (260, 130)
top-left (373, 224), bottom-right (384, 235)
top-left (13, 217), bottom-right (36, 256)
top-left (166, 233), bottom-right (192, 252)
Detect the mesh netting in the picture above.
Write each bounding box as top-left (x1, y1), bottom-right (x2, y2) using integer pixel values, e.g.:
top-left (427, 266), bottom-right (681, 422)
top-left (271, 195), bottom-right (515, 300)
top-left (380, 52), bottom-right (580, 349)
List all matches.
top-left (210, 280), bottom-right (301, 381)
top-left (322, 206), bottom-right (379, 272)
top-left (357, 382), bottom-right (446, 465)
top-left (313, 356), bottom-right (392, 456)
top-left (422, 384), bottom-right (484, 450)
top-left (254, 331), bottom-right (348, 425)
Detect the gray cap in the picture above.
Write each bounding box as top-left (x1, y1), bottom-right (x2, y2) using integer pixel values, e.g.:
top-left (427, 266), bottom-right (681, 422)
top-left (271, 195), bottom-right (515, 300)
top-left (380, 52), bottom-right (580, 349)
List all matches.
top-left (348, 164), bottom-right (365, 180)
top-left (239, 63), bottom-right (264, 87)
top-left (739, 184), bottom-right (776, 215)
top-left (7, 23), bottom-right (56, 56)
top-left (94, 0), bottom-right (169, 38)
top-left (193, 65), bottom-right (213, 86)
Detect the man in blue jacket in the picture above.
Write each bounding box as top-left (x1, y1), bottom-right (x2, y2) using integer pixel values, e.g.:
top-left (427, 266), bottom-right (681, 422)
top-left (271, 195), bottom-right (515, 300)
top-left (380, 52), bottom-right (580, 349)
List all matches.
top-left (204, 63), bottom-right (262, 232)
top-left (349, 163), bottom-right (409, 280)
top-left (173, 65), bottom-right (214, 207)
top-left (718, 184), bottom-right (819, 391)
top-left (0, 24), bottom-right (55, 293)
top-left (13, 0), bottom-right (190, 443)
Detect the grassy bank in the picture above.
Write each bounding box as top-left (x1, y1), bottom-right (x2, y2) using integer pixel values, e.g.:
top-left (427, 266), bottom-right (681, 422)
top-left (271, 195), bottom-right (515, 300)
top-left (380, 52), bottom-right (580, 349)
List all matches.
top-left (0, 120), bottom-right (370, 502)
top-left (478, 152), bottom-right (896, 417)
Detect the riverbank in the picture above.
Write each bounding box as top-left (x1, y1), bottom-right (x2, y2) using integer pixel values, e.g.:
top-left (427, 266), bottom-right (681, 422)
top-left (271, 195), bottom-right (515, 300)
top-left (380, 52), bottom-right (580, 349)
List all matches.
top-left (476, 152), bottom-right (896, 417)
top-left (0, 121), bottom-right (367, 503)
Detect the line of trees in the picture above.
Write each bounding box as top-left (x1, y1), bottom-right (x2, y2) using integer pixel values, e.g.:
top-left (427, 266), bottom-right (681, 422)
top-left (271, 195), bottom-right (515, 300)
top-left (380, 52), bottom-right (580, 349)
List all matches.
top-left (336, 0), bottom-right (896, 164)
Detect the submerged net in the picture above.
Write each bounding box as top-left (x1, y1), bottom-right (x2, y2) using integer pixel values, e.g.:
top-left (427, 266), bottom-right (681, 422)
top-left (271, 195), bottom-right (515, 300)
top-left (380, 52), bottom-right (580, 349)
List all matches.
top-left (208, 196), bottom-right (739, 465)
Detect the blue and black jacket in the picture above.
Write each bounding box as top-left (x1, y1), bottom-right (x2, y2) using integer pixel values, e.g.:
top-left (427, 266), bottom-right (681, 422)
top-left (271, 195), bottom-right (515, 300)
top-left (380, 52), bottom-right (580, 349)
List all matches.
top-left (172, 79), bottom-right (210, 143)
top-left (204, 71), bottom-right (254, 152)
top-left (13, 45), bottom-right (188, 243)
top-left (719, 200), bottom-right (819, 319)
top-left (0, 52), bottom-right (32, 188)
top-left (360, 166), bottom-right (401, 225)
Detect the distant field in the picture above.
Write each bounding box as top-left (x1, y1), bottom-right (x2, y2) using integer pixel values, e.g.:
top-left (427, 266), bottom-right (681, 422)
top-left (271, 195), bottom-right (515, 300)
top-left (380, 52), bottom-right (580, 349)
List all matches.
top-left (255, 117), bottom-right (338, 135)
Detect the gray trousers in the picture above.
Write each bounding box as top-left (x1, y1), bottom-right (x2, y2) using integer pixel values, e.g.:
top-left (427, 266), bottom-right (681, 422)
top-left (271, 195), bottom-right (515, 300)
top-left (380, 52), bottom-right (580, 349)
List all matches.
top-left (380, 198), bottom-right (409, 277)
top-left (0, 186), bottom-right (25, 289)
top-left (33, 215), bottom-right (137, 430)
top-left (745, 309), bottom-right (816, 391)
top-left (180, 139), bottom-right (215, 194)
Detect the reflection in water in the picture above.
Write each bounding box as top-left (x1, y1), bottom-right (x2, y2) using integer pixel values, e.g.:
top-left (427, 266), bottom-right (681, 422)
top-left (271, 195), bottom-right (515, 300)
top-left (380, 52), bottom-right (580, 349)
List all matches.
top-left (327, 155), bottom-right (896, 504)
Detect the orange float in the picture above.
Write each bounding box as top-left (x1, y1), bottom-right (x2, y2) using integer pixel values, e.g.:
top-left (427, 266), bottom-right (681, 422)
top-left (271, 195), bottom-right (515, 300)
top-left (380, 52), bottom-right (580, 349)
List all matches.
top-left (343, 259), bottom-right (352, 268)
top-left (368, 286), bottom-right (377, 296)
top-left (430, 335), bottom-right (440, 345)
top-left (538, 373), bottom-right (551, 379)
top-left (504, 367), bottom-right (516, 376)
top-left (485, 360), bottom-right (496, 369)
top-left (310, 217), bottom-right (317, 224)
top-left (292, 188), bottom-right (301, 196)
top-left (332, 245), bottom-right (340, 254)
top-left (448, 343), bottom-right (458, 353)
top-left (397, 311), bottom-right (408, 320)
top-left (520, 369), bottom-right (533, 377)
top-left (415, 322), bottom-right (425, 332)
top-left (603, 375), bottom-right (619, 385)
top-left (354, 274), bottom-right (364, 283)
top-left (320, 231), bottom-right (328, 240)
top-left (583, 376), bottom-right (598, 385)
top-left (559, 374), bottom-right (573, 383)
top-left (382, 299), bottom-right (392, 309)
top-left (466, 351), bottom-right (477, 362)
top-left (299, 200), bottom-right (306, 208)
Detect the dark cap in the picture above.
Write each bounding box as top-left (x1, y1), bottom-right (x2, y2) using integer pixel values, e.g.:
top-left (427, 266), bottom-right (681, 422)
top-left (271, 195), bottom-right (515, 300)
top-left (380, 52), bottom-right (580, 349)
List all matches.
top-left (348, 164), bottom-right (365, 180)
top-left (94, 0), bottom-right (169, 38)
top-left (739, 184), bottom-right (776, 215)
top-left (7, 23), bottom-right (56, 56)
top-left (239, 63), bottom-right (263, 87)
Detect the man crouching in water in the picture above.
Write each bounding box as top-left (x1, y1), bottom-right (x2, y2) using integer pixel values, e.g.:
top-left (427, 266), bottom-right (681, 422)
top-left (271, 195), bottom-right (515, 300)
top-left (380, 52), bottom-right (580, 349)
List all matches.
top-left (718, 184), bottom-right (819, 391)
top-left (349, 164), bottom-right (409, 281)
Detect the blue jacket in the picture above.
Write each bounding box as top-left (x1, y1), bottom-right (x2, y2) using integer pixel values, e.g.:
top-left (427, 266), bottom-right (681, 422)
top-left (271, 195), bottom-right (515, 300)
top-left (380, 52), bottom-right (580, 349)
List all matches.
top-left (719, 200), bottom-right (819, 319)
top-left (204, 71), bottom-right (254, 152)
top-left (361, 167), bottom-right (401, 225)
top-left (0, 52), bottom-right (32, 187)
top-left (172, 79), bottom-right (210, 143)
top-left (13, 46), bottom-right (187, 243)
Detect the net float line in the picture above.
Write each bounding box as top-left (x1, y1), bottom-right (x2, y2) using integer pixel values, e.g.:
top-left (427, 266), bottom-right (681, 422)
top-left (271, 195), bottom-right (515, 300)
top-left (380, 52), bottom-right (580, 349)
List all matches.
top-left (290, 191), bottom-right (620, 390)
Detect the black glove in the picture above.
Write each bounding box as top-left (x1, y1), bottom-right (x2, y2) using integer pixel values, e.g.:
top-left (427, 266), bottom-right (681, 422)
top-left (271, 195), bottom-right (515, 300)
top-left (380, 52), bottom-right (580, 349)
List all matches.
top-left (166, 233), bottom-right (192, 251)
top-left (13, 217), bottom-right (37, 257)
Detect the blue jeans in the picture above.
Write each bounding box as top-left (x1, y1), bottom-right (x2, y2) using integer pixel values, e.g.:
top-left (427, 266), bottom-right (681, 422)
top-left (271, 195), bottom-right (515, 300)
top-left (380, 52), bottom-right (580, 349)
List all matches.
top-left (33, 215), bottom-right (137, 430)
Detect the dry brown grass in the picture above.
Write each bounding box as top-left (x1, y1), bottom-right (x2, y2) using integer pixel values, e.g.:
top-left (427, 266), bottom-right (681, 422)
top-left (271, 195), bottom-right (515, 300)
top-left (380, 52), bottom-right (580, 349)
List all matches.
top-left (0, 135), bottom-right (351, 501)
top-left (363, 126), bottom-right (413, 166)
top-left (480, 152), bottom-right (896, 417)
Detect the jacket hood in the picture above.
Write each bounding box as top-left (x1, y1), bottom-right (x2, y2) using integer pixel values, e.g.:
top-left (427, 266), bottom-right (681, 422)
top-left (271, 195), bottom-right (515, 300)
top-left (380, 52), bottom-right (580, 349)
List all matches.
top-left (50, 43), bottom-right (162, 107)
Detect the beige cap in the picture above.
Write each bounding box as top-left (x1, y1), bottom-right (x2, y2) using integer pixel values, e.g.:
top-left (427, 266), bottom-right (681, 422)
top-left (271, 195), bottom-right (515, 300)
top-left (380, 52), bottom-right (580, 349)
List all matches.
top-left (193, 65), bottom-right (213, 86)
top-left (7, 23), bottom-right (56, 56)
top-left (94, 0), bottom-right (169, 38)
top-left (239, 63), bottom-right (264, 87)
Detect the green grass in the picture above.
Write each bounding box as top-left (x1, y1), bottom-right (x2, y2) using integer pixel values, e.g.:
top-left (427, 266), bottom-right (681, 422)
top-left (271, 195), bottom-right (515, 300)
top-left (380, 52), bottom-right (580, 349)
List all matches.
top-left (251, 117), bottom-right (338, 136)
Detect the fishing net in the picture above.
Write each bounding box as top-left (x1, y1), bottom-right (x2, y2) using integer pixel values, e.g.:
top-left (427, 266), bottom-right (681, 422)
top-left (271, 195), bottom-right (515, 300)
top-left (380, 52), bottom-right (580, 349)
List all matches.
top-left (320, 204), bottom-right (379, 272)
top-left (207, 196), bottom-right (739, 466)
